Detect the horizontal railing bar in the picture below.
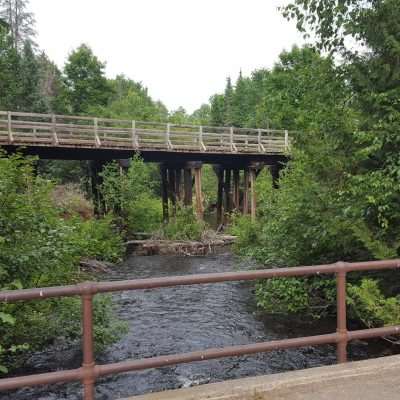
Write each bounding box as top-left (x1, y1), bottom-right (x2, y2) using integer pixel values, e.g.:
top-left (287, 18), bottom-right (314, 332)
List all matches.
top-left (348, 326), bottom-right (400, 340)
top-left (1, 260), bottom-right (399, 302)
top-left (1, 325), bottom-right (399, 391)
top-left (97, 333), bottom-right (340, 377)
top-left (0, 368), bottom-right (82, 391)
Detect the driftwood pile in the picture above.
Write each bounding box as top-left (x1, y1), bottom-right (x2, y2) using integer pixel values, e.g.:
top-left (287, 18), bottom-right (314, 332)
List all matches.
top-left (126, 235), bottom-right (236, 256)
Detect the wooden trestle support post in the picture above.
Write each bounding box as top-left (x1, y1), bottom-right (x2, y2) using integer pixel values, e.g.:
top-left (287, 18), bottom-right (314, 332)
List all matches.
top-left (161, 162), bottom-right (201, 222)
top-left (215, 166), bottom-right (224, 227)
top-left (160, 164), bottom-right (169, 223)
top-left (183, 166), bottom-right (193, 206)
top-left (249, 166), bottom-right (257, 222)
top-left (192, 162), bottom-right (204, 221)
top-left (168, 168), bottom-right (177, 217)
top-left (224, 168), bottom-right (232, 224)
top-left (233, 169), bottom-right (240, 211)
top-left (243, 168), bottom-right (249, 215)
top-left (160, 161), bottom-right (277, 225)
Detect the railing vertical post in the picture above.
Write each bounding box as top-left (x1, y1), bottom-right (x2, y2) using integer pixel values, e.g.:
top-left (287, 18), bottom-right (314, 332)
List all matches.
top-left (51, 114), bottom-right (59, 145)
top-left (230, 126), bottom-right (234, 152)
top-left (132, 120), bottom-right (138, 149)
top-left (258, 129), bottom-right (265, 152)
top-left (81, 284), bottom-right (96, 400)
top-left (166, 123), bottom-right (172, 149)
top-left (284, 130), bottom-right (289, 152)
top-left (199, 125), bottom-right (206, 151)
top-left (7, 111), bottom-right (13, 143)
top-left (336, 263), bottom-right (348, 363)
top-left (94, 118), bottom-right (101, 148)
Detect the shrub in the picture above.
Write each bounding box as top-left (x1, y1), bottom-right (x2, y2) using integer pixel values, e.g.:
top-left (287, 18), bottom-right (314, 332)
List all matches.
top-left (160, 205), bottom-right (207, 241)
top-left (0, 153), bottom-right (125, 373)
top-left (52, 184), bottom-right (94, 220)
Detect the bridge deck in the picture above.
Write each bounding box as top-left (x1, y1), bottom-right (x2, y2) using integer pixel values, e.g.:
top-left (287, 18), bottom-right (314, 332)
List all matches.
top-left (0, 111), bottom-right (289, 164)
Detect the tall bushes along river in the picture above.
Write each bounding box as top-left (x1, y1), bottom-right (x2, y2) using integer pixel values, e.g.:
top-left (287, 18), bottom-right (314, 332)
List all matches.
top-left (0, 153), bottom-right (126, 373)
top-left (230, 1), bottom-right (400, 328)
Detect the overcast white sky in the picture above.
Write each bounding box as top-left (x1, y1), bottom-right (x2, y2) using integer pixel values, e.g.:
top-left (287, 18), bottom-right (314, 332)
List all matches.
top-left (30, 0), bottom-right (304, 113)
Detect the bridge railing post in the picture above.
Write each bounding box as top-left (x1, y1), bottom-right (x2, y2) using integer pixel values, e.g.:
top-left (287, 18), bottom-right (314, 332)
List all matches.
top-left (94, 118), bottom-right (101, 148)
top-left (132, 120), bottom-right (139, 149)
top-left (284, 130), bottom-right (289, 153)
top-left (51, 114), bottom-right (59, 145)
top-left (166, 123), bottom-right (172, 149)
top-left (230, 127), bottom-right (237, 152)
top-left (80, 283), bottom-right (96, 400)
top-left (199, 125), bottom-right (206, 151)
top-left (7, 111), bottom-right (13, 143)
top-left (258, 129), bottom-right (265, 153)
top-left (336, 263), bottom-right (348, 363)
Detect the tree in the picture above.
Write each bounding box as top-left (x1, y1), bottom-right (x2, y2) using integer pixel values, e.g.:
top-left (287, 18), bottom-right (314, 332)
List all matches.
top-left (0, 24), bottom-right (20, 109)
top-left (191, 103), bottom-right (211, 125)
top-left (223, 77), bottom-right (234, 126)
top-left (169, 106), bottom-right (190, 124)
top-left (37, 52), bottom-right (69, 113)
top-left (18, 41), bottom-right (42, 111)
top-left (210, 94), bottom-right (225, 126)
top-left (92, 74), bottom-right (168, 121)
top-left (0, 0), bottom-right (35, 49)
top-left (231, 71), bottom-right (254, 127)
top-left (63, 44), bottom-right (112, 114)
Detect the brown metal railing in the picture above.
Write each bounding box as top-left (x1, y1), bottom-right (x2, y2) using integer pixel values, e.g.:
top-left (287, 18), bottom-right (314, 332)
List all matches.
top-left (1, 259), bottom-right (400, 399)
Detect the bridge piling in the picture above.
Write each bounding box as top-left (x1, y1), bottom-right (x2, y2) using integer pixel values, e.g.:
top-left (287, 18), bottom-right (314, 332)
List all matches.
top-left (243, 168), bottom-right (249, 215)
top-left (161, 165), bottom-right (169, 223)
top-left (193, 162), bottom-right (204, 221)
top-left (249, 167), bottom-right (257, 221)
top-left (233, 169), bottom-right (240, 210)
top-left (224, 169), bottom-right (232, 224)
top-left (215, 166), bottom-right (224, 227)
top-left (183, 166), bottom-right (193, 206)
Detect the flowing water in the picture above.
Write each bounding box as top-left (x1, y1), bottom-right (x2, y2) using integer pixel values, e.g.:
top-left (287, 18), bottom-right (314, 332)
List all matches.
top-left (1, 251), bottom-right (395, 399)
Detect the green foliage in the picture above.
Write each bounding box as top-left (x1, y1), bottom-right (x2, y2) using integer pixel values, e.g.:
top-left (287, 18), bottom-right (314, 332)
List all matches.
top-left (100, 155), bottom-right (162, 234)
top-left (201, 165), bottom-right (218, 208)
top-left (92, 74), bottom-right (168, 122)
top-left (161, 205), bottom-right (207, 241)
top-left (348, 279), bottom-right (400, 327)
top-left (0, 22), bottom-right (65, 113)
top-left (0, 152), bottom-right (125, 373)
top-left (64, 44), bottom-right (112, 114)
top-left (229, 44), bottom-right (400, 326)
top-left (256, 277), bottom-right (336, 318)
top-left (229, 215), bottom-right (262, 257)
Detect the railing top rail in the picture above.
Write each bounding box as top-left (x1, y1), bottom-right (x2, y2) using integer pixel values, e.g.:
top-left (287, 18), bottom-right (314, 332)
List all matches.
top-left (1, 259), bottom-right (399, 303)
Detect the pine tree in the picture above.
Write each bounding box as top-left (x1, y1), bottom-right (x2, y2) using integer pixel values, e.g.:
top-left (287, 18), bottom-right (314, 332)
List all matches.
top-left (0, 23), bottom-right (21, 109)
top-left (19, 41), bottom-right (42, 111)
top-left (210, 94), bottom-right (225, 126)
top-left (232, 70), bottom-right (254, 127)
top-left (223, 77), bottom-right (234, 126)
top-left (0, 0), bottom-right (35, 50)
top-left (37, 52), bottom-right (69, 113)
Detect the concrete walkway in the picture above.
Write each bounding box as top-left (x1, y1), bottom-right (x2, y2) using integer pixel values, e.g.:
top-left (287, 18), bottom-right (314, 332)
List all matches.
top-left (122, 355), bottom-right (400, 400)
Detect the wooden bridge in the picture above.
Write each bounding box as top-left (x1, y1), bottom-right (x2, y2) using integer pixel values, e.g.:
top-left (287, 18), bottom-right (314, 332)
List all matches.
top-left (0, 111), bottom-right (290, 223)
top-left (0, 111), bottom-right (289, 163)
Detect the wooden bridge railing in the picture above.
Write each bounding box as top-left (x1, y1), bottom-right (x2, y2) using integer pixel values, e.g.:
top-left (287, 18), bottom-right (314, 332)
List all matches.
top-left (0, 111), bottom-right (290, 154)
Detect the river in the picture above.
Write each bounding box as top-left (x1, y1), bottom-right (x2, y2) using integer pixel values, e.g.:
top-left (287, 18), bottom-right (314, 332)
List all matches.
top-left (1, 251), bottom-right (395, 399)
